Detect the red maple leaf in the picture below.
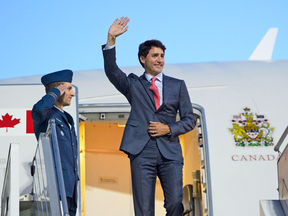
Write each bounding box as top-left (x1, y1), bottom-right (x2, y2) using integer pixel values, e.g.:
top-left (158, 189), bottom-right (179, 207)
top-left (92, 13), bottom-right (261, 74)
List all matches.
top-left (0, 113), bottom-right (21, 132)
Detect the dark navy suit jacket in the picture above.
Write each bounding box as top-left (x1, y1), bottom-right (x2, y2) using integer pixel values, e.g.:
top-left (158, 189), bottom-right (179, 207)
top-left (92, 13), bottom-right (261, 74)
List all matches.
top-left (103, 46), bottom-right (196, 162)
top-left (32, 88), bottom-right (78, 198)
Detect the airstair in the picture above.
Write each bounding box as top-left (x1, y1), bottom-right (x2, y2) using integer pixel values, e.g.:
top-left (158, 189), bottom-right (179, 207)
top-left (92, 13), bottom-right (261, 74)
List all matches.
top-left (260, 126), bottom-right (288, 216)
top-left (1, 119), bottom-right (78, 216)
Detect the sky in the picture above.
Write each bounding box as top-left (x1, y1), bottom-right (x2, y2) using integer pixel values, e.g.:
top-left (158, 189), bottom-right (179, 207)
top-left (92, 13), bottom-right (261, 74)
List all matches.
top-left (1, 0), bottom-right (288, 80)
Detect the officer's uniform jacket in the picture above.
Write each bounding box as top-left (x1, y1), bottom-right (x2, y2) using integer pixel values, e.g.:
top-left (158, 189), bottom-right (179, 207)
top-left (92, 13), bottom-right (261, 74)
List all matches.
top-left (32, 88), bottom-right (78, 198)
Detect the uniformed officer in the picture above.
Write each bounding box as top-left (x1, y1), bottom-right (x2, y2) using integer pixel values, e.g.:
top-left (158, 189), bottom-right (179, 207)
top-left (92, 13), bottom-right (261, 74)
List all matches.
top-left (32, 69), bottom-right (78, 216)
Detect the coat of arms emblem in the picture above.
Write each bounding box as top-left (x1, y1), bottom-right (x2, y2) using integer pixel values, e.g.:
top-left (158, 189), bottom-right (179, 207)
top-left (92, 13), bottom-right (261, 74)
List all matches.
top-left (229, 108), bottom-right (274, 147)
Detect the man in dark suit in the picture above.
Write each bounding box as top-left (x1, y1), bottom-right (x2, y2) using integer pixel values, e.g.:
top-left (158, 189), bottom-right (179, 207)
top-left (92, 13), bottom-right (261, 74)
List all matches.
top-left (32, 69), bottom-right (78, 216)
top-left (102, 17), bottom-right (196, 216)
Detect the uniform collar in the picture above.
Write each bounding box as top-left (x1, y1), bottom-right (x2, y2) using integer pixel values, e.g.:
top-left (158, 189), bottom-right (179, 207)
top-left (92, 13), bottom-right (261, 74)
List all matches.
top-left (54, 105), bottom-right (64, 113)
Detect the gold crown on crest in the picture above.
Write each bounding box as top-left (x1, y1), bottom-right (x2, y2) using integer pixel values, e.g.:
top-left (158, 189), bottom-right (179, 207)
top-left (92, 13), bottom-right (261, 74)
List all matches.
top-left (243, 107), bottom-right (250, 112)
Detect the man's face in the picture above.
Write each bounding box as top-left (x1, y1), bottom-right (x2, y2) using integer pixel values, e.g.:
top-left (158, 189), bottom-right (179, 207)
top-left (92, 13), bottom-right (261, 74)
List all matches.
top-left (140, 46), bottom-right (165, 76)
top-left (58, 82), bottom-right (75, 107)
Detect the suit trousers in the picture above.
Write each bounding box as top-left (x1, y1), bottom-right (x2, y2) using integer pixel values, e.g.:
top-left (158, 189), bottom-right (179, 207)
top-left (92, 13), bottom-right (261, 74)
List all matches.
top-left (129, 138), bottom-right (184, 216)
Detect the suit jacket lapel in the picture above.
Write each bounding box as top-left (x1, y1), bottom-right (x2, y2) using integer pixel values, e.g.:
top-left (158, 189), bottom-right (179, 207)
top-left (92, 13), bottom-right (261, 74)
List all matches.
top-left (161, 74), bottom-right (171, 109)
top-left (65, 112), bottom-right (75, 130)
top-left (139, 73), bottom-right (156, 111)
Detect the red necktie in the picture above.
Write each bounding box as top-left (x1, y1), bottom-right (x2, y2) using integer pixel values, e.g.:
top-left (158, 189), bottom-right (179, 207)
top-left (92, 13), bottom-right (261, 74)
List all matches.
top-left (149, 77), bottom-right (160, 109)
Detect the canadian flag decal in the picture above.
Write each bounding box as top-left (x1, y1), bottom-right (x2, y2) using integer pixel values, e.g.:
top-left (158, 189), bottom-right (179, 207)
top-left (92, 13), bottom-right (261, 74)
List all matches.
top-left (0, 109), bottom-right (34, 136)
top-left (0, 113), bottom-right (20, 132)
top-left (26, 110), bottom-right (34, 134)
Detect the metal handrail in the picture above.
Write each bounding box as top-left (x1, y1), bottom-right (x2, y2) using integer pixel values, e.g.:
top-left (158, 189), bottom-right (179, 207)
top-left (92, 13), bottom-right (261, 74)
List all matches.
top-left (34, 144), bottom-right (49, 215)
top-left (276, 131), bottom-right (288, 215)
top-left (1, 144), bottom-right (19, 216)
top-left (49, 118), bottom-right (70, 216)
top-left (192, 103), bottom-right (213, 216)
top-left (274, 126), bottom-right (288, 152)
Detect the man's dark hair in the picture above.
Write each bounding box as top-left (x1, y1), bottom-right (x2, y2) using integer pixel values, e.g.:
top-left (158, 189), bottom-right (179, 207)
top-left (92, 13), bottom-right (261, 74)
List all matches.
top-left (138, 40), bottom-right (166, 68)
top-left (45, 82), bottom-right (64, 93)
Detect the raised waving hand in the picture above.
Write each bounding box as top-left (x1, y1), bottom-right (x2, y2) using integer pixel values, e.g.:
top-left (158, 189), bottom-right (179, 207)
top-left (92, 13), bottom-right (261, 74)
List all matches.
top-left (107, 17), bottom-right (130, 46)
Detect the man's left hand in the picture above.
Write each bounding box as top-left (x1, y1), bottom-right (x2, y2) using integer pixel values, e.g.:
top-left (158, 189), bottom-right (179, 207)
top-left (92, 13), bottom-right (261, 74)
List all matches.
top-left (148, 121), bottom-right (171, 137)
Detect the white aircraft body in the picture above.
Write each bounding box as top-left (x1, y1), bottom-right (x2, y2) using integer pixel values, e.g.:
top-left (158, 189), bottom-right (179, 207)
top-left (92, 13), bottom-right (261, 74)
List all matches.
top-left (0, 28), bottom-right (287, 216)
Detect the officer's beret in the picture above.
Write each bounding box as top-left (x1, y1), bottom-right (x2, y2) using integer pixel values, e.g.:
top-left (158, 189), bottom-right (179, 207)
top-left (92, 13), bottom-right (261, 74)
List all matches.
top-left (41, 69), bottom-right (73, 87)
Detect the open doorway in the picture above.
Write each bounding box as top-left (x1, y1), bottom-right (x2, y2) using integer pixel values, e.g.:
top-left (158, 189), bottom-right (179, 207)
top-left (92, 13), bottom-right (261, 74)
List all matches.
top-left (78, 104), bottom-right (210, 216)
